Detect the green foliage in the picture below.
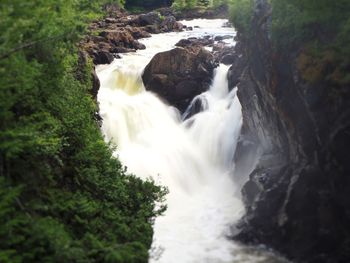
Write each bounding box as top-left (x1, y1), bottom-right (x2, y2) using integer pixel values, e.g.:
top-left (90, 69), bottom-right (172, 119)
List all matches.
top-left (0, 1), bottom-right (167, 262)
top-left (171, 0), bottom-right (228, 10)
top-left (228, 0), bottom-right (350, 85)
top-left (228, 0), bottom-right (254, 33)
top-left (125, 0), bottom-right (173, 10)
top-left (211, 0), bottom-right (230, 8)
top-left (172, 0), bottom-right (198, 10)
top-left (269, 0), bottom-right (350, 85)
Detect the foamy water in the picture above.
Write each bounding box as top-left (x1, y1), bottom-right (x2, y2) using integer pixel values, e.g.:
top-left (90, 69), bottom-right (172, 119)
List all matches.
top-left (97, 19), bottom-right (288, 263)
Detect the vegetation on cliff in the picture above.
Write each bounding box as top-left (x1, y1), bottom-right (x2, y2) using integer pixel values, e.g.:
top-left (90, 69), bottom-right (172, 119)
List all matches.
top-left (229, 0), bottom-right (350, 86)
top-left (0, 1), bottom-right (167, 262)
top-left (171, 0), bottom-right (229, 10)
top-left (229, 0), bottom-right (350, 262)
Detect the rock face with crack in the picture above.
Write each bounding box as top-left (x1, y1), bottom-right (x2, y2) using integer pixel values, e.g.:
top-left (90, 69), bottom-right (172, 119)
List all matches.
top-left (230, 0), bottom-right (350, 262)
top-left (142, 47), bottom-right (216, 112)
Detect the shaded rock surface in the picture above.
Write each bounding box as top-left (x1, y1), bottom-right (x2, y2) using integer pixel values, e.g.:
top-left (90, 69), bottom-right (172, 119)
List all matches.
top-left (142, 46), bottom-right (216, 112)
top-left (231, 0), bottom-right (350, 262)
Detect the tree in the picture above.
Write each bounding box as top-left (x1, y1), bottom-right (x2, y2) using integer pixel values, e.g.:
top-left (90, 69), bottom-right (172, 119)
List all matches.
top-left (0, 1), bottom-right (166, 262)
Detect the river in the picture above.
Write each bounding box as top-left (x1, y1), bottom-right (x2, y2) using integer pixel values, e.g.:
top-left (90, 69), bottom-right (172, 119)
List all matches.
top-left (96, 19), bottom-right (288, 263)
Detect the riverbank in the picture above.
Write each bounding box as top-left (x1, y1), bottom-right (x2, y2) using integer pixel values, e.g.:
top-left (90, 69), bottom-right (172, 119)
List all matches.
top-left (0, 2), bottom-right (168, 262)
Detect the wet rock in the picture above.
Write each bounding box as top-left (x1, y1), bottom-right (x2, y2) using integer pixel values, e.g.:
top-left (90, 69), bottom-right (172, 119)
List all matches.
top-left (91, 69), bottom-right (100, 99)
top-left (175, 37), bottom-right (214, 48)
top-left (214, 35), bottom-right (233, 41)
top-left (94, 51), bottom-right (114, 64)
top-left (227, 54), bottom-right (246, 88)
top-left (132, 40), bottom-right (146, 50)
top-left (142, 47), bottom-right (216, 112)
top-left (160, 16), bottom-right (183, 32)
top-left (212, 42), bottom-right (237, 66)
top-left (182, 94), bottom-right (209, 120)
top-left (99, 30), bottom-right (135, 48)
top-left (221, 53), bottom-right (236, 65)
top-left (144, 24), bottom-right (161, 34)
top-left (138, 12), bottom-right (161, 26)
top-left (212, 42), bottom-right (227, 52)
top-left (80, 10), bottom-right (186, 65)
top-left (126, 26), bottom-right (152, 39)
top-left (110, 46), bottom-right (135, 53)
top-left (231, 0), bottom-right (350, 262)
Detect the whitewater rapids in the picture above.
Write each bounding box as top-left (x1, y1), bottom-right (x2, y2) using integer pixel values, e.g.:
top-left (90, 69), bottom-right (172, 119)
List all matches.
top-left (97, 19), bottom-right (288, 263)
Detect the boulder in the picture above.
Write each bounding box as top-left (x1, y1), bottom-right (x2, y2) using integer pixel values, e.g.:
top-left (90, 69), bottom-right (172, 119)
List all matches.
top-left (142, 47), bottom-right (216, 112)
top-left (160, 16), bottom-right (183, 32)
top-left (212, 42), bottom-right (237, 65)
top-left (126, 26), bottom-right (152, 39)
top-left (144, 25), bottom-right (161, 34)
top-left (138, 12), bottom-right (161, 26)
top-left (99, 30), bottom-right (135, 48)
top-left (97, 29), bottom-right (146, 52)
top-left (132, 40), bottom-right (146, 50)
top-left (221, 53), bottom-right (236, 65)
top-left (175, 37), bottom-right (214, 48)
top-left (93, 51), bottom-right (114, 64)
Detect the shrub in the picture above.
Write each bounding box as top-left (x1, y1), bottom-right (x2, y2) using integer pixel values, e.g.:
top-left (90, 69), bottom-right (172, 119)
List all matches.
top-left (0, 1), bottom-right (167, 262)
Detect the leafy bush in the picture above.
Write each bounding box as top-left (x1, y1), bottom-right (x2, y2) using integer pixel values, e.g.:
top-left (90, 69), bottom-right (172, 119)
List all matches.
top-left (269, 0), bottom-right (350, 85)
top-left (228, 0), bottom-right (254, 33)
top-left (228, 0), bottom-right (350, 85)
top-left (0, 1), bottom-right (167, 262)
top-left (172, 0), bottom-right (198, 10)
top-left (171, 0), bottom-right (229, 10)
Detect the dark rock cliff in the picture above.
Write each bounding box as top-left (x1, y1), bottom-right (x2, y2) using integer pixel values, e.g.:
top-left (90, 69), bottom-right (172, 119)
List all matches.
top-left (230, 0), bottom-right (350, 262)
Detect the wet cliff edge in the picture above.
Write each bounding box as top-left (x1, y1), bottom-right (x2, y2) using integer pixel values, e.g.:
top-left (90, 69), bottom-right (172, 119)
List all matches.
top-left (229, 1), bottom-right (350, 262)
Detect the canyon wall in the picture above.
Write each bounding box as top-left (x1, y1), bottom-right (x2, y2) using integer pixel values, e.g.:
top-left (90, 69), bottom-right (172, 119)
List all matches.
top-left (230, 1), bottom-right (350, 262)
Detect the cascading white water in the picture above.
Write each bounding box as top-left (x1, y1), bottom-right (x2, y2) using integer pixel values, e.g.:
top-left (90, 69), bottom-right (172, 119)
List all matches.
top-left (97, 19), bottom-right (288, 263)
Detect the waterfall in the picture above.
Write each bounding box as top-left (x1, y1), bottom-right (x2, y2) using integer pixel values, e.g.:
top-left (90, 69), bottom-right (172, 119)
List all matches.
top-left (184, 64), bottom-right (242, 171)
top-left (97, 19), bottom-right (288, 263)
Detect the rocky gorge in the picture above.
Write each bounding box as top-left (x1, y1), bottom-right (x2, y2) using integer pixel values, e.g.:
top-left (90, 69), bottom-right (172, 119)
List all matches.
top-left (83, 3), bottom-right (350, 262)
top-left (229, 1), bottom-right (350, 262)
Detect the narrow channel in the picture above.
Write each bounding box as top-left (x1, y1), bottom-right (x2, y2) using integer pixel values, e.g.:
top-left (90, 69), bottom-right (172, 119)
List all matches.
top-left (97, 19), bottom-right (287, 263)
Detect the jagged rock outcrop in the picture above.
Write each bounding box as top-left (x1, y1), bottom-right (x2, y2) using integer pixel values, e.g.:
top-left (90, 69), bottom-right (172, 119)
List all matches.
top-left (161, 16), bottom-right (184, 32)
top-left (231, 0), bottom-right (350, 262)
top-left (142, 47), bottom-right (216, 112)
top-left (80, 11), bottom-right (183, 65)
top-left (175, 35), bottom-right (235, 65)
top-left (138, 11), bottom-right (161, 26)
